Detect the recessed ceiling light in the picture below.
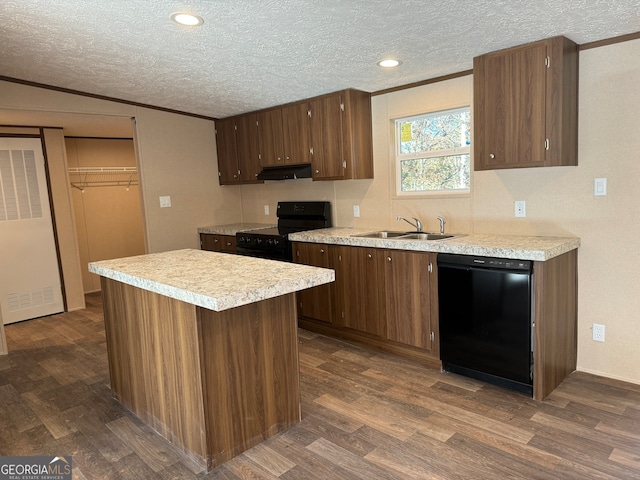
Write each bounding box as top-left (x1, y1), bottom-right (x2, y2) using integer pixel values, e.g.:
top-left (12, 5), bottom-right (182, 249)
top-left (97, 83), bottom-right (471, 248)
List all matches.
top-left (377, 59), bottom-right (401, 68)
top-left (171, 12), bottom-right (204, 26)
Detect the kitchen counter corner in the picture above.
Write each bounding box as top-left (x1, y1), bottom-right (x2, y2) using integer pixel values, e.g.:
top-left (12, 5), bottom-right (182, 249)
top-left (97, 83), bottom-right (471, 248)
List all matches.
top-left (88, 249), bottom-right (334, 311)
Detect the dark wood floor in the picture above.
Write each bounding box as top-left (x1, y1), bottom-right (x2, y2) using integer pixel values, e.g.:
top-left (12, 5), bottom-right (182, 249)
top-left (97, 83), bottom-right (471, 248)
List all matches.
top-left (1, 293), bottom-right (640, 479)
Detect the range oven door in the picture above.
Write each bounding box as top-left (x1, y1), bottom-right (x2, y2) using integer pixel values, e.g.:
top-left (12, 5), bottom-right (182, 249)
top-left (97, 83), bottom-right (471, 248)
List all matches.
top-left (438, 253), bottom-right (534, 395)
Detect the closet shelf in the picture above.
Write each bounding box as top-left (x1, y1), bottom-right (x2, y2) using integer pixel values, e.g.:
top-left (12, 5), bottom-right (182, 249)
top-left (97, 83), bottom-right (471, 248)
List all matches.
top-left (68, 166), bottom-right (138, 190)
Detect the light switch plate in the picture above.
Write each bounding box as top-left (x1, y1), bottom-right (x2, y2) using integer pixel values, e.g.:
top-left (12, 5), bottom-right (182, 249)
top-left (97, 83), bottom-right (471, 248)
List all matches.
top-left (264, 205), bottom-right (269, 215)
top-left (594, 178), bottom-right (607, 196)
top-left (353, 205), bottom-right (360, 218)
top-left (159, 196), bottom-right (171, 208)
top-left (515, 200), bottom-right (526, 218)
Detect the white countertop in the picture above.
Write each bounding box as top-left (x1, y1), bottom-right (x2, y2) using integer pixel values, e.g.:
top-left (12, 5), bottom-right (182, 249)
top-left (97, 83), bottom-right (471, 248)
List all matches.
top-left (198, 223), bottom-right (274, 235)
top-left (289, 227), bottom-right (580, 261)
top-left (88, 249), bottom-right (334, 312)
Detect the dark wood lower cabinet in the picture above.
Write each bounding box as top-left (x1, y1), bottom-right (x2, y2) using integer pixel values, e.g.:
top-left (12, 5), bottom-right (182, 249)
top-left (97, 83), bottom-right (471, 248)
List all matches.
top-left (293, 242), bottom-right (333, 324)
top-left (332, 245), bottom-right (385, 337)
top-left (293, 242), bottom-right (441, 369)
top-left (384, 250), bottom-right (437, 354)
top-left (200, 234), bottom-right (237, 254)
top-left (293, 241), bottom-right (578, 399)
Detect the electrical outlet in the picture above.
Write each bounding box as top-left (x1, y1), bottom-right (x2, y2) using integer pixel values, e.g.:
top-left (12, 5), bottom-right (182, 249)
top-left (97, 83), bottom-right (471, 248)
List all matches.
top-left (515, 200), bottom-right (526, 218)
top-left (593, 323), bottom-right (605, 342)
top-left (264, 205), bottom-right (269, 215)
top-left (159, 195), bottom-right (171, 208)
top-left (353, 205), bottom-right (360, 218)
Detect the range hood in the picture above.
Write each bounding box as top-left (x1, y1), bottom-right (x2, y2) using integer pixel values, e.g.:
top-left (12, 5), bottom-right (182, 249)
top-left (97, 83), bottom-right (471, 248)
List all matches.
top-left (256, 163), bottom-right (312, 181)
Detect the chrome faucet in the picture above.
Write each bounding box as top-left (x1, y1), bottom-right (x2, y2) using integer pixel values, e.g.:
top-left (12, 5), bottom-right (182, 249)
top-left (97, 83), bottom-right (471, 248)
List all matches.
top-left (437, 216), bottom-right (446, 235)
top-left (397, 215), bottom-right (423, 232)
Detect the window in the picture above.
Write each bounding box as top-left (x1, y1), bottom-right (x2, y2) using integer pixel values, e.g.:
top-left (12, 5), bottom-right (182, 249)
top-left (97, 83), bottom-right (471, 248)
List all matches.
top-left (395, 107), bottom-right (470, 195)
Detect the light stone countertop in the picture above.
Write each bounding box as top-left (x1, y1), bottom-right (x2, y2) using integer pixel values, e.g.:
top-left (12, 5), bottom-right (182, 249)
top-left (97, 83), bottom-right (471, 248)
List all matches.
top-left (198, 223), bottom-right (274, 235)
top-left (88, 249), bottom-right (334, 312)
top-left (289, 227), bottom-right (580, 261)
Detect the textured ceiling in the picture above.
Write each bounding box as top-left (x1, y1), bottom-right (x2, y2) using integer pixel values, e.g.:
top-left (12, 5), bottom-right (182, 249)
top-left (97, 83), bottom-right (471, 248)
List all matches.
top-left (1, 0), bottom-right (639, 120)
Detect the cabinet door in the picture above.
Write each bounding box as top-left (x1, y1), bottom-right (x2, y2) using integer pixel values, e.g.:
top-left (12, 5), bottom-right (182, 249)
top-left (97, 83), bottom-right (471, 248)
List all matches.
top-left (200, 234), bottom-right (222, 252)
top-left (281, 103), bottom-right (311, 165)
top-left (257, 109), bottom-right (285, 166)
top-left (293, 242), bottom-right (333, 323)
top-left (235, 114), bottom-right (261, 183)
top-left (215, 118), bottom-right (239, 184)
top-left (333, 245), bottom-right (385, 336)
top-left (475, 41), bottom-right (549, 170)
top-left (309, 95), bottom-right (345, 180)
top-left (220, 235), bottom-right (237, 253)
top-left (385, 250), bottom-right (433, 351)
top-left (341, 89), bottom-right (374, 179)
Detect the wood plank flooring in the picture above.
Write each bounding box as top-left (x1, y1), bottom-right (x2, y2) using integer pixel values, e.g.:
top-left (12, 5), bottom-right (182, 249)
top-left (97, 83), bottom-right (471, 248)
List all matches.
top-left (1, 293), bottom-right (639, 479)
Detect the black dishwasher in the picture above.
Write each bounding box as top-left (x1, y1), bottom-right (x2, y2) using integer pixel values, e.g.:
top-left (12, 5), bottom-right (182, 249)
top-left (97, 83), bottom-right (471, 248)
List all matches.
top-left (438, 253), bottom-right (534, 395)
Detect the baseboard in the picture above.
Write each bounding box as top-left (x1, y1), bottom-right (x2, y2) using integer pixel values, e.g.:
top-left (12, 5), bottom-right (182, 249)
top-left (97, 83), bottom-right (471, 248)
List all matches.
top-left (576, 367), bottom-right (640, 386)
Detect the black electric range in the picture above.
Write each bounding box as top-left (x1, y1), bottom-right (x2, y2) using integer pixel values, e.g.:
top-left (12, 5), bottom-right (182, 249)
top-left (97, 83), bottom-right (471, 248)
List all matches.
top-left (236, 201), bottom-right (332, 261)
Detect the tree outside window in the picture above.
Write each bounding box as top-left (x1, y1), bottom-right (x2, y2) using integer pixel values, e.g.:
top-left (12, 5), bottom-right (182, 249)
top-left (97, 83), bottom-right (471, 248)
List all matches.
top-left (395, 107), bottom-right (470, 195)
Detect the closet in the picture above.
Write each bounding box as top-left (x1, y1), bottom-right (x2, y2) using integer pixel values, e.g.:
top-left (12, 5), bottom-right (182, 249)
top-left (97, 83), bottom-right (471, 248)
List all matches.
top-left (66, 138), bottom-right (145, 293)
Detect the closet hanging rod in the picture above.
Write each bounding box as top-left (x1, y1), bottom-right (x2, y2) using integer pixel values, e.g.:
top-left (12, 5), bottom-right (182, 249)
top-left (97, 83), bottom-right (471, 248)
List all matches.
top-left (68, 166), bottom-right (137, 173)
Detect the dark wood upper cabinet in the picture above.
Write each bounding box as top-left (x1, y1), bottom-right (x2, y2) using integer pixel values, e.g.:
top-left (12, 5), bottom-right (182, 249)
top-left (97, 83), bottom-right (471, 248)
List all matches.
top-left (257, 109), bottom-right (285, 167)
top-left (309, 94), bottom-right (344, 179)
top-left (474, 36), bottom-right (578, 170)
top-left (257, 103), bottom-right (311, 167)
top-left (235, 113), bottom-right (261, 182)
top-left (215, 118), bottom-right (239, 184)
top-left (215, 115), bottom-right (262, 185)
top-left (281, 103), bottom-right (312, 165)
top-left (309, 89), bottom-right (373, 180)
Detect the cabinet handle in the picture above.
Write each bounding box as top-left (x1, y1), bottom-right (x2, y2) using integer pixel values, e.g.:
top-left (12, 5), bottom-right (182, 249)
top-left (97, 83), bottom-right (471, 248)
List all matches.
top-left (387, 256), bottom-right (391, 262)
top-left (315, 169), bottom-right (319, 174)
top-left (214, 239), bottom-right (219, 243)
top-left (227, 242), bottom-right (232, 246)
top-left (320, 249), bottom-right (325, 254)
top-left (367, 253), bottom-right (372, 258)
top-left (286, 156), bottom-right (290, 160)
top-left (489, 153), bottom-right (495, 159)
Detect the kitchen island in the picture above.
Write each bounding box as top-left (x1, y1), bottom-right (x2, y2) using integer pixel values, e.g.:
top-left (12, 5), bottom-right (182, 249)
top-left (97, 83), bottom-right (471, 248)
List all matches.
top-left (88, 249), bottom-right (334, 472)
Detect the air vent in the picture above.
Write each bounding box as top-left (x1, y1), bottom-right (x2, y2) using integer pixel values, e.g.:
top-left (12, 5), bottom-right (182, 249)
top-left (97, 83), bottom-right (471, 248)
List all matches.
top-left (0, 149), bottom-right (43, 222)
top-left (6, 286), bottom-right (56, 311)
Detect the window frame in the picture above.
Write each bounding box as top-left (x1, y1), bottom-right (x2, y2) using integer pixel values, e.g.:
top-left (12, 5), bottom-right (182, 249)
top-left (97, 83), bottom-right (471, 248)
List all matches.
top-left (393, 106), bottom-right (471, 198)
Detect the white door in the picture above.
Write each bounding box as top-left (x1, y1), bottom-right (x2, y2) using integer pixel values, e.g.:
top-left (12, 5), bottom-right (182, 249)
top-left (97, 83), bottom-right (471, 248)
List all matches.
top-left (0, 137), bottom-right (64, 324)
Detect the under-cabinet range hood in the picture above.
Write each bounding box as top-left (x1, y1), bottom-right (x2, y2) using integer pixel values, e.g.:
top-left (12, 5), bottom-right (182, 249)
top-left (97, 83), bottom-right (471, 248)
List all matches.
top-left (256, 163), bottom-right (312, 181)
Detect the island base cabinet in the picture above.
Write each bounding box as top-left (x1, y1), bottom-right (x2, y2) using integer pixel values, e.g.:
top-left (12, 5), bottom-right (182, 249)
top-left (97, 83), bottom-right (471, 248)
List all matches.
top-left (198, 294), bottom-right (301, 467)
top-left (101, 278), bottom-right (300, 472)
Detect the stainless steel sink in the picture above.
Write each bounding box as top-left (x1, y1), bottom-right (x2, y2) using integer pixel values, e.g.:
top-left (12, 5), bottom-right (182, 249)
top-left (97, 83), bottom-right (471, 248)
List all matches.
top-left (352, 231), bottom-right (457, 241)
top-left (353, 231), bottom-right (409, 238)
top-left (400, 233), bottom-right (455, 240)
